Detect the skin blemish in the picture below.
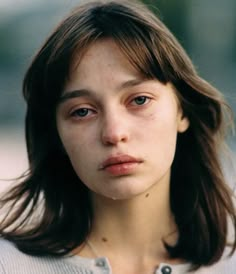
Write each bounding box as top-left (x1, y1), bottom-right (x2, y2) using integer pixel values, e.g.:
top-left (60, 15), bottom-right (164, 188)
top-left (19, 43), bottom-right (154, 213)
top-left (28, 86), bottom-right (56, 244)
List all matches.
top-left (102, 237), bottom-right (108, 242)
top-left (145, 193), bottom-right (150, 198)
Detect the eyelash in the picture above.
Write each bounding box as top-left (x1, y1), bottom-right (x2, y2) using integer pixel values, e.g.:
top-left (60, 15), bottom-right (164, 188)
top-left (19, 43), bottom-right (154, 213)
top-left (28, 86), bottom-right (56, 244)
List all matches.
top-left (69, 95), bottom-right (151, 119)
top-left (70, 108), bottom-right (95, 118)
top-left (130, 95), bottom-right (151, 106)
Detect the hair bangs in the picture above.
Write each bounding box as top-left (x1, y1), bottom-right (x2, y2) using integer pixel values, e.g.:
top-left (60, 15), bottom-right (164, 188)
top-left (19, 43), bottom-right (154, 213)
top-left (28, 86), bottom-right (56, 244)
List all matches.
top-left (91, 3), bottom-right (168, 82)
top-left (65, 4), bottom-right (168, 84)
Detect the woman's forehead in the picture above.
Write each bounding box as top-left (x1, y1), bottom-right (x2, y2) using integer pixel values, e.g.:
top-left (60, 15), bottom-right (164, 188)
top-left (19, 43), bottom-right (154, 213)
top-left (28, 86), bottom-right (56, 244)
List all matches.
top-left (68, 38), bottom-right (145, 80)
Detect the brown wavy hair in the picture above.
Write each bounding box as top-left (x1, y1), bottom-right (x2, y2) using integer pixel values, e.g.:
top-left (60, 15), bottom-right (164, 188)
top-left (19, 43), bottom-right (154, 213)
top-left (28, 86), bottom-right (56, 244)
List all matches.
top-left (0, 0), bottom-right (235, 270)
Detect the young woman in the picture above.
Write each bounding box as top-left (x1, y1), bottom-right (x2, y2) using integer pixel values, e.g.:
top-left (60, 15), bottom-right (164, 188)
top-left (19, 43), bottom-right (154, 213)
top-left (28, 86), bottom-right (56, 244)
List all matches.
top-left (0, 1), bottom-right (235, 273)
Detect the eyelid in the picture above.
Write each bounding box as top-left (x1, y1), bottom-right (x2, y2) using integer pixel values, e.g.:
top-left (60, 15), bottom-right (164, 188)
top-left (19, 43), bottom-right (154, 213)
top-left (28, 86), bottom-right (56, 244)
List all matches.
top-left (67, 101), bottom-right (97, 118)
top-left (65, 99), bottom-right (95, 112)
top-left (128, 94), bottom-right (153, 106)
top-left (69, 107), bottom-right (97, 120)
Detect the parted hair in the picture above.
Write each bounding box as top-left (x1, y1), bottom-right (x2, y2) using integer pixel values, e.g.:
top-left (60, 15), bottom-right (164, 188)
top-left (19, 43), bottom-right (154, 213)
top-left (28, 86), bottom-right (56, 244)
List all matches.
top-left (0, 0), bottom-right (235, 270)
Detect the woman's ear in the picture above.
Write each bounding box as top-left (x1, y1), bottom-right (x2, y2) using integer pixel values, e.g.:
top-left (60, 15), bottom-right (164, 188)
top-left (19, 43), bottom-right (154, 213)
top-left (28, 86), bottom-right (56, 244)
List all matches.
top-left (177, 113), bottom-right (190, 133)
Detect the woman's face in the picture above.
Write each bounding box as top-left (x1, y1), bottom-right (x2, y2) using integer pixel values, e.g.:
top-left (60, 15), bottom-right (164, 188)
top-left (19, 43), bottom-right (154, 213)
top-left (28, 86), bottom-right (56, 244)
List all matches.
top-left (56, 39), bottom-right (189, 200)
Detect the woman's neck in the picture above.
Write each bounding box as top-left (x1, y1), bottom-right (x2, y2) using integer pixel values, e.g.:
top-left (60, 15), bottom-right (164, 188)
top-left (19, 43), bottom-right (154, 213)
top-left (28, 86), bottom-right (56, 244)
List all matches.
top-left (73, 179), bottom-right (182, 274)
top-left (88, 180), bottom-right (178, 262)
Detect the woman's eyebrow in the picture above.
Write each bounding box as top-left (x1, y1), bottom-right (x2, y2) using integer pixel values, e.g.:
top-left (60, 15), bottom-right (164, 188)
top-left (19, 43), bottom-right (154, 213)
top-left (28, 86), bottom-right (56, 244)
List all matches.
top-left (58, 89), bottom-right (91, 105)
top-left (118, 78), bottom-right (146, 90)
top-left (58, 78), bottom-right (150, 105)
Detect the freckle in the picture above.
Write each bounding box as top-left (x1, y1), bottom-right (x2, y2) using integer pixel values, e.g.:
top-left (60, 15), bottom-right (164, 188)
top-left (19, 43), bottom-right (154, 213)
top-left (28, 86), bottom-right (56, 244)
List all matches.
top-left (145, 193), bottom-right (150, 198)
top-left (102, 237), bottom-right (108, 242)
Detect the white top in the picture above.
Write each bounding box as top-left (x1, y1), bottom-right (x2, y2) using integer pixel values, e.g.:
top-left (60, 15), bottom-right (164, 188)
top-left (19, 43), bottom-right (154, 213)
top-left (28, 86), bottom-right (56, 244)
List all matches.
top-left (0, 239), bottom-right (235, 273)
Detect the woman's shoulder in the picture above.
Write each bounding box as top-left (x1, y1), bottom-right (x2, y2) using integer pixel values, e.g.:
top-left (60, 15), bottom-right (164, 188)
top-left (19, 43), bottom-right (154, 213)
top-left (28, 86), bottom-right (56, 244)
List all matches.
top-left (0, 238), bottom-right (235, 273)
top-left (0, 238), bottom-right (109, 274)
top-left (0, 238), bottom-right (63, 273)
top-left (194, 246), bottom-right (236, 274)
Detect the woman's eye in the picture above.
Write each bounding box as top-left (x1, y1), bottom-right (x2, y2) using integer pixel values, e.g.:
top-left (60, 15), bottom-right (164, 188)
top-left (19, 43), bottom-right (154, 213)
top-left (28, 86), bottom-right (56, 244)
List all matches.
top-left (71, 108), bottom-right (92, 118)
top-left (132, 96), bottom-right (150, 105)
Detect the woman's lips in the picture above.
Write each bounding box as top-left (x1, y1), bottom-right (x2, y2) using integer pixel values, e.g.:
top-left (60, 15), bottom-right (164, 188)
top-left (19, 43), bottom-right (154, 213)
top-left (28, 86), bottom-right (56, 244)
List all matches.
top-left (99, 155), bottom-right (143, 176)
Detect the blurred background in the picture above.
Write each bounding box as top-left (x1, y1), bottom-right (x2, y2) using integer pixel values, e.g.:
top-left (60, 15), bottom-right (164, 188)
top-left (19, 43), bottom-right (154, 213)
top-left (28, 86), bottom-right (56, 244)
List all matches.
top-left (0, 0), bottom-right (235, 191)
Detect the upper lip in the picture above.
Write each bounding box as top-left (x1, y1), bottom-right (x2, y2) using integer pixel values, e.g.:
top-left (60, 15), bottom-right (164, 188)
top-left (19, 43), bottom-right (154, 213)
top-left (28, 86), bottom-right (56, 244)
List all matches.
top-left (99, 154), bottom-right (143, 169)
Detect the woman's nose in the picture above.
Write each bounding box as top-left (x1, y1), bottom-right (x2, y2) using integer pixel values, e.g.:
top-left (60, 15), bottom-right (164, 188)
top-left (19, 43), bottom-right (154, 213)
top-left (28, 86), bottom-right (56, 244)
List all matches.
top-left (101, 112), bottom-right (129, 145)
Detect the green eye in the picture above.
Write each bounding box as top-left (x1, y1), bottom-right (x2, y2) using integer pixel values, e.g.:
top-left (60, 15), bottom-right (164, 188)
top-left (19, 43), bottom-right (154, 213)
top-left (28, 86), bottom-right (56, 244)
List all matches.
top-left (134, 96), bottom-right (148, 105)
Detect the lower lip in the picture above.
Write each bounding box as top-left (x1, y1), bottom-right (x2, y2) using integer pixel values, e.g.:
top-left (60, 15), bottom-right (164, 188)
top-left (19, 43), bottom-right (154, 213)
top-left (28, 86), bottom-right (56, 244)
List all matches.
top-left (104, 162), bottom-right (140, 176)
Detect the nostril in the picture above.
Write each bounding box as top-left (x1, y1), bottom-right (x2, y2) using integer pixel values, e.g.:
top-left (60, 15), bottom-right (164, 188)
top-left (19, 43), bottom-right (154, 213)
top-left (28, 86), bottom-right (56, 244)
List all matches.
top-left (101, 130), bottom-right (128, 145)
